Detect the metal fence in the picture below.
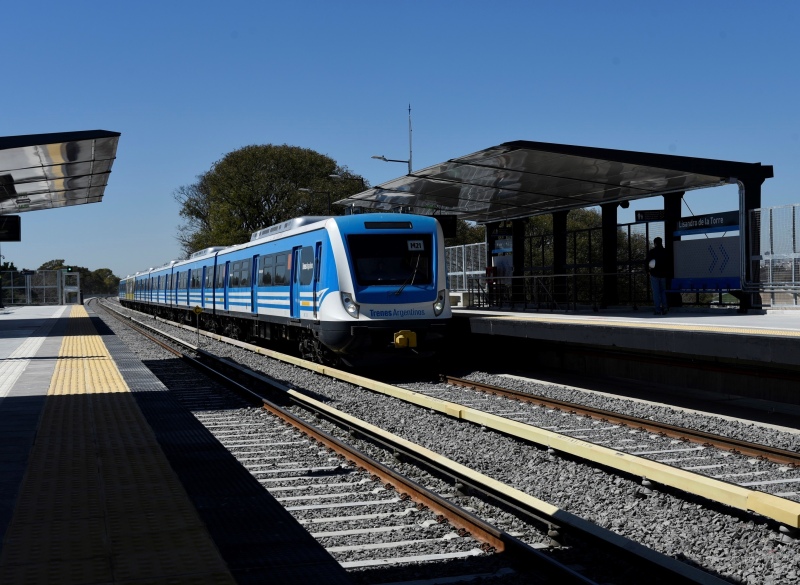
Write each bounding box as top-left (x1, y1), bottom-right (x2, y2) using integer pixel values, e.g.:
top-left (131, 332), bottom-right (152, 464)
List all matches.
top-left (445, 221), bottom-right (664, 308)
top-left (0, 271), bottom-right (64, 305)
top-left (750, 204), bottom-right (800, 306)
top-left (445, 242), bottom-right (487, 291)
top-left (444, 219), bottom-right (741, 310)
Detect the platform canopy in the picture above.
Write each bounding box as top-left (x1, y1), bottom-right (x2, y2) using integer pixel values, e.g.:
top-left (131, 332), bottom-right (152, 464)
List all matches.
top-left (0, 130), bottom-right (121, 215)
top-left (337, 140), bottom-right (774, 223)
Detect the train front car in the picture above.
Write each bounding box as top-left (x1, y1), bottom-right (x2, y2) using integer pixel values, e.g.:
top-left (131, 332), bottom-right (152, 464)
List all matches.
top-left (322, 214), bottom-right (451, 366)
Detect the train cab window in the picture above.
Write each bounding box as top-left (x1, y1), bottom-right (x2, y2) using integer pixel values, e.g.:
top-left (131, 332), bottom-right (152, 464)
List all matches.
top-left (259, 255), bottom-right (274, 286)
top-left (299, 247), bottom-right (314, 285)
top-left (274, 253), bottom-right (288, 285)
top-left (348, 234), bottom-right (433, 286)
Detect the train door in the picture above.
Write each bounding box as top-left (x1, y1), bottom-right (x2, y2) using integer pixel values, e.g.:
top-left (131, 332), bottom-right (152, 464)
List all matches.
top-left (250, 255), bottom-right (258, 314)
top-left (313, 241), bottom-right (322, 318)
top-left (290, 246), bottom-right (302, 319)
top-left (223, 261), bottom-right (230, 312)
top-left (291, 246), bottom-right (315, 320)
top-left (201, 266), bottom-right (207, 308)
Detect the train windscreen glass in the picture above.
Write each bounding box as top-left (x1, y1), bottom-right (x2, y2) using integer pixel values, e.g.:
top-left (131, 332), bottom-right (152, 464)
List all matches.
top-left (348, 234), bottom-right (433, 286)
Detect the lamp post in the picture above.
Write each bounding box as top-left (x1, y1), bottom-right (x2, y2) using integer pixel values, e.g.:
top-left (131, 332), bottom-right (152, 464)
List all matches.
top-left (372, 104), bottom-right (413, 175)
top-left (371, 155), bottom-right (411, 175)
top-left (298, 188), bottom-right (331, 215)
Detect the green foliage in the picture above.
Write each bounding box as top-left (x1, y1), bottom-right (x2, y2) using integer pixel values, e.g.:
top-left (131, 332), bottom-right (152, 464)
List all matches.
top-left (446, 219), bottom-right (485, 246)
top-left (35, 260), bottom-right (121, 294)
top-left (174, 144), bottom-right (368, 257)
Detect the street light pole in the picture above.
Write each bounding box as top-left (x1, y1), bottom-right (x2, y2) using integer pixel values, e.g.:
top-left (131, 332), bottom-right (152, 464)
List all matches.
top-left (372, 104), bottom-right (413, 175)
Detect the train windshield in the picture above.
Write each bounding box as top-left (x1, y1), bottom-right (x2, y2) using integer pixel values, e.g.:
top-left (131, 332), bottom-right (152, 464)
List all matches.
top-left (348, 234), bottom-right (433, 286)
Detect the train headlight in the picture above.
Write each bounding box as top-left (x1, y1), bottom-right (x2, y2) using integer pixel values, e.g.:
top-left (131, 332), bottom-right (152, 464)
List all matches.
top-left (433, 289), bottom-right (446, 316)
top-left (341, 292), bottom-right (360, 318)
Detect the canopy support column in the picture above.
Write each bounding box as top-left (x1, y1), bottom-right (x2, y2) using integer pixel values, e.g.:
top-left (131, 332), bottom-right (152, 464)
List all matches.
top-left (664, 192), bottom-right (683, 309)
top-left (512, 219), bottom-right (526, 305)
top-left (553, 210), bottom-right (568, 306)
top-left (601, 203), bottom-right (618, 308)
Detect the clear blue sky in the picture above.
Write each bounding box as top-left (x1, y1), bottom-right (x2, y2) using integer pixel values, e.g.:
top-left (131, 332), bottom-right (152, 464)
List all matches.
top-left (3, 1), bottom-right (798, 278)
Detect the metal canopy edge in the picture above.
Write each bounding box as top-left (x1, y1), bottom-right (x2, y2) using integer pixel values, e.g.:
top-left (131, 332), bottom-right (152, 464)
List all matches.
top-left (0, 130), bottom-right (121, 215)
top-left (337, 140), bottom-right (773, 223)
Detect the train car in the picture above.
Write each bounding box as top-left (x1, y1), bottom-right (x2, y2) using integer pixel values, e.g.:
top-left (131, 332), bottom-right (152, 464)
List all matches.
top-left (120, 214), bottom-right (451, 365)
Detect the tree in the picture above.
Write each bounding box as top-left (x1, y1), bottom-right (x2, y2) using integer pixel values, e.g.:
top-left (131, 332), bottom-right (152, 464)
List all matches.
top-left (174, 144), bottom-right (368, 257)
top-left (445, 219), bottom-right (485, 247)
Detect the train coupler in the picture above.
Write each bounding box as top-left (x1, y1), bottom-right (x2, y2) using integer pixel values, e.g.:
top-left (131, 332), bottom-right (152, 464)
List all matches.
top-left (393, 330), bottom-right (417, 348)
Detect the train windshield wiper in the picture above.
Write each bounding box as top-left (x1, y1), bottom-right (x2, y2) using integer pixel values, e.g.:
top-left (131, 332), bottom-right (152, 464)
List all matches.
top-left (393, 254), bottom-right (421, 296)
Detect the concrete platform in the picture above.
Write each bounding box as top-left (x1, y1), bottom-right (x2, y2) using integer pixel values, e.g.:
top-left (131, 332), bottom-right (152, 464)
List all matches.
top-left (453, 307), bottom-right (800, 407)
top-left (0, 304), bottom-right (352, 585)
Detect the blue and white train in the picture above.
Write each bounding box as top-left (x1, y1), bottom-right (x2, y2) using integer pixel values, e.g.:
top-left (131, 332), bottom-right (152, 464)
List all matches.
top-left (119, 214), bottom-right (451, 365)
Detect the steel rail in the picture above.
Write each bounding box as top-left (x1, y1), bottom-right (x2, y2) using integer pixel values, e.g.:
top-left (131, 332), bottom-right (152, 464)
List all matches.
top-left (93, 300), bottom-right (596, 584)
top-left (443, 375), bottom-right (800, 467)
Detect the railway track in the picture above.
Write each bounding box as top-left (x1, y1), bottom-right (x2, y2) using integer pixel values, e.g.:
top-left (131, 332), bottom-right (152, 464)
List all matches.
top-left (92, 299), bottom-right (598, 584)
top-left (442, 376), bottom-right (800, 469)
top-left (95, 298), bottom-right (800, 583)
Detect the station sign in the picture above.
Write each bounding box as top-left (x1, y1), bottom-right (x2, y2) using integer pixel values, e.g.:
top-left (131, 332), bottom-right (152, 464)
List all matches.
top-left (635, 210), bottom-right (664, 222)
top-left (676, 210), bottom-right (739, 232)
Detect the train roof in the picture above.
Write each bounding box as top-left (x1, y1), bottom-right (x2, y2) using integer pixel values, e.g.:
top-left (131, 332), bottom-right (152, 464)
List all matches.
top-left (250, 216), bottom-right (329, 241)
top-left (128, 214), bottom-right (441, 277)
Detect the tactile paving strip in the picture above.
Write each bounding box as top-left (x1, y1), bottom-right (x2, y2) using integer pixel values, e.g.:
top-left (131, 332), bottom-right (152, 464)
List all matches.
top-left (0, 305), bottom-right (236, 585)
top-left (88, 308), bottom-right (353, 585)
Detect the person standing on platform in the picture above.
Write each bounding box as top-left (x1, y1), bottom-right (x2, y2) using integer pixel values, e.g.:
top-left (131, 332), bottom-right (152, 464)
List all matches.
top-left (646, 237), bottom-right (668, 315)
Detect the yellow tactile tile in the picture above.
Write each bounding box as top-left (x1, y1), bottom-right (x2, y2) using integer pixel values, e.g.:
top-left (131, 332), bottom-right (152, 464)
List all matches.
top-left (0, 305), bottom-right (236, 585)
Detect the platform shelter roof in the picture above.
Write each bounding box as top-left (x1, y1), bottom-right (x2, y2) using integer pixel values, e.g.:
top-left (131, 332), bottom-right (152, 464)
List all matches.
top-left (336, 140), bottom-right (774, 223)
top-left (0, 130), bottom-right (121, 215)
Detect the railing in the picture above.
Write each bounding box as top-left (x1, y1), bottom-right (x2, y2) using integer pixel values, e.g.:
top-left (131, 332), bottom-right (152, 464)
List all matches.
top-left (462, 272), bottom-right (639, 311)
top-left (459, 271), bottom-right (737, 311)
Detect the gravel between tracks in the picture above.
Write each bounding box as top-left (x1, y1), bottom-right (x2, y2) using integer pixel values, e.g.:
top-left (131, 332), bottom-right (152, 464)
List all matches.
top-left (98, 301), bottom-right (800, 585)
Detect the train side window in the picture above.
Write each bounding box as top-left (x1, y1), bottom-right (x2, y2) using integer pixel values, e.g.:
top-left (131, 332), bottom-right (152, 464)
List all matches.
top-left (274, 253), bottom-right (287, 285)
top-left (260, 255), bottom-right (274, 286)
top-left (299, 247), bottom-right (314, 285)
top-left (217, 265), bottom-right (225, 288)
top-left (241, 259), bottom-right (251, 287)
top-left (230, 261), bottom-right (239, 287)
top-left (204, 265), bottom-right (214, 288)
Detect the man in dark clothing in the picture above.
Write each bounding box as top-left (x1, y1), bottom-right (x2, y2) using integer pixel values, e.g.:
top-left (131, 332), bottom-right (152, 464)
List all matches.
top-left (646, 237), bottom-right (669, 315)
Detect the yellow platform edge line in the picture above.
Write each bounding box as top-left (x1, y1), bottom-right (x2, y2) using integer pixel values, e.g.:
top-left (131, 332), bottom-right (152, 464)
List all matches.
top-left (488, 313), bottom-right (800, 338)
